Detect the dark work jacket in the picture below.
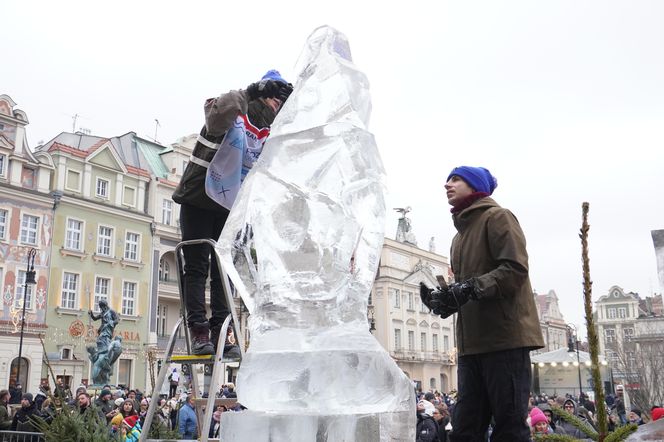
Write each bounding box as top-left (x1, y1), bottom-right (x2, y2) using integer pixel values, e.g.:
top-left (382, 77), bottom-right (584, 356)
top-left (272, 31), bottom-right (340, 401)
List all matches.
top-left (451, 197), bottom-right (545, 356)
top-left (11, 403), bottom-right (40, 432)
top-left (416, 414), bottom-right (439, 442)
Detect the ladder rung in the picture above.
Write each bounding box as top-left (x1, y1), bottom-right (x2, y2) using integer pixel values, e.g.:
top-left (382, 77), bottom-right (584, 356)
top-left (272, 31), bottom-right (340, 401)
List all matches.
top-left (167, 354), bottom-right (241, 364)
top-left (191, 398), bottom-right (238, 408)
top-left (168, 354), bottom-right (215, 364)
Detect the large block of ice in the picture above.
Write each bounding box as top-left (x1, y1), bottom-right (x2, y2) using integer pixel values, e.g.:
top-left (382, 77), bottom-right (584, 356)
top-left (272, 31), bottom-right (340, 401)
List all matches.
top-left (217, 25), bottom-right (415, 441)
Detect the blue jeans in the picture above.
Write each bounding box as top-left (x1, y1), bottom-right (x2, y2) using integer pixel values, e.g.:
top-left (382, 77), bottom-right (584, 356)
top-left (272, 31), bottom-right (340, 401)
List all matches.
top-left (450, 347), bottom-right (532, 442)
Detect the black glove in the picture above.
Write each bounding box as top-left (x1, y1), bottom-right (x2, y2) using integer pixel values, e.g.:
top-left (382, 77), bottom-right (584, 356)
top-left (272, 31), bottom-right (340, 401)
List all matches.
top-left (246, 80), bottom-right (294, 102)
top-left (421, 280), bottom-right (478, 319)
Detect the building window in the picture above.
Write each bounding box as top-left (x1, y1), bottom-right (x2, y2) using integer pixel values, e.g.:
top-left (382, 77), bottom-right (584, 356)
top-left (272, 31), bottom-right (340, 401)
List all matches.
top-left (432, 334), bottom-right (439, 351)
top-left (0, 209), bottom-right (7, 240)
top-left (607, 307), bottom-right (616, 319)
top-left (65, 218), bottom-right (84, 251)
top-left (117, 359), bottom-right (132, 388)
top-left (97, 226), bottom-right (113, 256)
top-left (157, 304), bottom-right (167, 337)
top-left (624, 327), bottom-right (634, 341)
top-left (394, 329), bottom-right (402, 350)
top-left (61, 348), bottom-right (72, 360)
top-left (430, 378), bottom-right (436, 390)
top-left (123, 186), bottom-right (136, 207)
top-left (61, 272), bottom-right (79, 309)
top-left (94, 277), bottom-right (110, 312)
top-left (162, 200), bottom-right (173, 225)
top-left (14, 270), bottom-right (34, 310)
top-left (406, 291), bottom-right (414, 310)
top-left (618, 307), bottom-right (627, 319)
top-left (20, 214), bottom-right (39, 245)
top-left (444, 335), bottom-right (450, 352)
top-left (124, 232), bottom-right (140, 261)
top-left (420, 297), bottom-right (429, 313)
top-left (0, 153), bottom-right (6, 177)
top-left (605, 328), bottom-right (616, 343)
top-left (65, 169), bottom-right (81, 191)
top-left (390, 288), bottom-right (400, 308)
top-left (122, 281), bottom-right (137, 316)
top-left (159, 259), bottom-right (170, 282)
top-left (182, 160), bottom-right (188, 174)
top-left (96, 178), bottom-right (109, 199)
top-left (420, 332), bottom-right (427, 351)
top-left (408, 330), bottom-right (415, 351)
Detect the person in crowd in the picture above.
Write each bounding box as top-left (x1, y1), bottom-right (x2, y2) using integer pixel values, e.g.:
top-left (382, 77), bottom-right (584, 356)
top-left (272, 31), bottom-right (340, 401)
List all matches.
top-left (0, 389), bottom-right (12, 430)
top-left (223, 382), bottom-right (237, 399)
top-left (172, 70), bottom-right (293, 355)
top-left (614, 386), bottom-right (627, 425)
top-left (68, 386), bottom-right (87, 406)
top-left (122, 414), bottom-right (142, 442)
top-left (11, 393), bottom-right (40, 432)
top-left (416, 399), bottom-right (439, 442)
top-left (111, 398), bottom-right (139, 429)
top-left (138, 398), bottom-right (150, 427)
top-left (127, 390), bottom-right (139, 411)
top-left (530, 407), bottom-right (553, 437)
top-left (168, 368), bottom-right (180, 398)
top-left (34, 384), bottom-right (48, 411)
top-left (168, 399), bottom-right (178, 430)
top-left (209, 404), bottom-right (227, 438)
top-left (9, 383), bottom-right (22, 405)
top-left (651, 406), bottom-right (664, 422)
top-left (433, 404), bottom-right (450, 442)
top-left (628, 408), bottom-right (645, 425)
top-left (420, 166), bottom-right (544, 441)
top-left (537, 402), bottom-right (565, 434)
top-left (95, 388), bottom-right (117, 423)
top-left (178, 395), bottom-right (198, 439)
top-left (556, 399), bottom-right (594, 440)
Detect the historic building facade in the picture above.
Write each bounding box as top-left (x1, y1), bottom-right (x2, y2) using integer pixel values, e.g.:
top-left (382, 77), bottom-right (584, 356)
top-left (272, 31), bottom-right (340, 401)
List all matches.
top-left (372, 236), bottom-right (456, 393)
top-left (0, 95), bottom-right (55, 394)
top-left (534, 289), bottom-right (569, 353)
top-left (35, 132), bottom-right (153, 390)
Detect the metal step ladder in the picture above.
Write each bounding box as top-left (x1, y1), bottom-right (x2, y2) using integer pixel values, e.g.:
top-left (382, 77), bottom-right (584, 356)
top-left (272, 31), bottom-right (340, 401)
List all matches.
top-left (140, 238), bottom-right (244, 442)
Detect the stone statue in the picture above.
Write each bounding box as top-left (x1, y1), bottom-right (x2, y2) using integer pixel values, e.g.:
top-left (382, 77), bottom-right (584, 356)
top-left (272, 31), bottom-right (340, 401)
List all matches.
top-left (87, 299), bottom-right (122, 385)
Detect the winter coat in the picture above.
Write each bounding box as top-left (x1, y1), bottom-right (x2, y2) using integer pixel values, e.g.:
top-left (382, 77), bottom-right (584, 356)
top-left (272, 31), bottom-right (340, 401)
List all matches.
top-left (172, 90), bottom-right (247, 212)
top-left (450, 197), bottom-right (544, 356)
top-left (178, 402), bottom-right (198, 439)
top-left (416, 414), bottom-right (439, 442)
top-left (11, 402), bottom-right (40, 432)
top-left (557, 399), bottom-right (594, 441)
top-left (0, 402), bottom-right (11, 430)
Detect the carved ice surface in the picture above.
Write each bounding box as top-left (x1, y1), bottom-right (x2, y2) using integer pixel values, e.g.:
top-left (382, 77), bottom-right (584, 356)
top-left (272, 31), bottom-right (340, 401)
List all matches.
top-left (217, 26), bottom-right (415, 441)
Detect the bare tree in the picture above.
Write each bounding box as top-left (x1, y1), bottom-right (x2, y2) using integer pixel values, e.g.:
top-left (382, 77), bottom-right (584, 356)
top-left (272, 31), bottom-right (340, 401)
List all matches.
top-left (605, 320), bottom-right (664, 415)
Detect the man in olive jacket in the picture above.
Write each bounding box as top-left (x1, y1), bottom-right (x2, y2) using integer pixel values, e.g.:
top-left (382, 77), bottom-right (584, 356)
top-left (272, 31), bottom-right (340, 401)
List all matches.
top-left (421, 166), bottom-right (543, 442)
top-left (0, 389), bottom-right (11, 430)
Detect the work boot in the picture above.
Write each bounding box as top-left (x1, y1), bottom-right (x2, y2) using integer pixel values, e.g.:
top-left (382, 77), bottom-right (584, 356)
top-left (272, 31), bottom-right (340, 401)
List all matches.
top-left (211, 323), bottom-right (241, 360)
top-left (189, 322), bottom-right (214, 356)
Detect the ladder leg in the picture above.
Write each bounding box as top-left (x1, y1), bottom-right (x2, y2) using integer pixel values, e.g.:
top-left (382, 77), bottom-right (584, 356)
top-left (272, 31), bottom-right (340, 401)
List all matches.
top-left (139, 318), bottom-right (184, 442)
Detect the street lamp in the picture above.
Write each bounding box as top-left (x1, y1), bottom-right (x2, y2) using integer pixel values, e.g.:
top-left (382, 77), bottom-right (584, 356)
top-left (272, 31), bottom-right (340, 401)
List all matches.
top-left (567, 324), bottom-right (583, 396)
top-left (16, 248), bottom-right (37, 387)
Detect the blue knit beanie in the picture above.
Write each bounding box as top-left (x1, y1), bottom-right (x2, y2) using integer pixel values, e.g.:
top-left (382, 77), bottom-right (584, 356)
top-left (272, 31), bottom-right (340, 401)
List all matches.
top-left (447, 166), bottom-right (498, 195)
top-left (261, 69), bottom-right (288, 84)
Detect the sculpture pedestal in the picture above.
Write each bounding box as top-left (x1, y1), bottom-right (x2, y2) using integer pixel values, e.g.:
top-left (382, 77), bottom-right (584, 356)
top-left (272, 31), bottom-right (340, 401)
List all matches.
top-left (220, 410), bottom-right (414, 442)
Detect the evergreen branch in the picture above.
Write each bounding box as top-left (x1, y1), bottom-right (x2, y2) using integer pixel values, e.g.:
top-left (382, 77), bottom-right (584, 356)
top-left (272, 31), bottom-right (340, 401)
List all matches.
top-left (535, 433), bottom-right (582, 442)
top-left (551, 406), bottom-right (599, 440)
top-left (580, 202), bottom-right (609, 440)
top-left (603, 424), bottom-right (638, 442)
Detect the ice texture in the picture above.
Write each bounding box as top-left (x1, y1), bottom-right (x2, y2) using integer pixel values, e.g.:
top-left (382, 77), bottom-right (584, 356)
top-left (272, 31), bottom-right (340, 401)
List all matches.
top-left (217, 26), bottom-right (415, 441)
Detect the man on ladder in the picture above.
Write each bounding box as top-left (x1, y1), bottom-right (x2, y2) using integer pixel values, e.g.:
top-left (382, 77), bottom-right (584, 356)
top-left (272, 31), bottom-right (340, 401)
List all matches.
top-left (171, 70), bottom-right (294, 355)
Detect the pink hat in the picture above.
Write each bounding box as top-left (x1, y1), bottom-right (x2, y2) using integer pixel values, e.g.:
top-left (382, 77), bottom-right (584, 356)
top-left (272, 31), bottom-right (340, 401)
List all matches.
top-left (530, 407), bottom-right (548, 427)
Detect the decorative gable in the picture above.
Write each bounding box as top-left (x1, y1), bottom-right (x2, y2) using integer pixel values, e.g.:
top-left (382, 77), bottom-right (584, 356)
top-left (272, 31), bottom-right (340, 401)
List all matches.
top-left (87, 143), bottom-right (127, 173)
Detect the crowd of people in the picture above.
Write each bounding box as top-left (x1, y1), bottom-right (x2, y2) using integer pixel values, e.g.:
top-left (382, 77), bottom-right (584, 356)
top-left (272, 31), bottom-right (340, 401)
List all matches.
top-left (415, 388), bottom-right (664, 441)
top-left (0, 378), bottom-right (243, 440)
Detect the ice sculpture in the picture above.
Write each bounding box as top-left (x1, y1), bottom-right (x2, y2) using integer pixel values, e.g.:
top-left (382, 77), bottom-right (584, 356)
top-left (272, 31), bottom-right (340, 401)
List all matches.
top-left (216, 26), bottom-right (415, 441)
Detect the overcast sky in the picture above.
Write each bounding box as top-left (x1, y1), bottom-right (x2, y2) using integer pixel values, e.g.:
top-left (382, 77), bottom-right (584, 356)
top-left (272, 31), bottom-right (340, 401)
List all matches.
top-left (5, 0), bottom-right (664, 335)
